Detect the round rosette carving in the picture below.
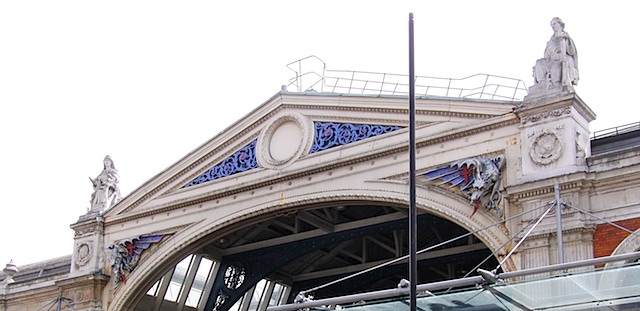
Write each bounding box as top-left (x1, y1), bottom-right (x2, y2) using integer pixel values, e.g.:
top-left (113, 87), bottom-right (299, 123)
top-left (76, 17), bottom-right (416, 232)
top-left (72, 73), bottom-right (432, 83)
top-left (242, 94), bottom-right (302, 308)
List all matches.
top-left (75, 242), bottom-right (92, 267)
top-left (257, 112), bottom-right (314, 169)
top-left (530, 130), bottom-right (564, 165)
top-left (223, 262), bottom-right (246, 290)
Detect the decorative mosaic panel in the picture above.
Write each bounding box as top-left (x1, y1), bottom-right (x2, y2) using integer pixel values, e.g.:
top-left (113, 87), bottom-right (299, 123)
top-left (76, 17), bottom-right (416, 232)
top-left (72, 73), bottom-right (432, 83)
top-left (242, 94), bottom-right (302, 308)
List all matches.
top-left (183, 140), bottom-right (258, 188)
top-left (310, 122), bottom-right (403, 153)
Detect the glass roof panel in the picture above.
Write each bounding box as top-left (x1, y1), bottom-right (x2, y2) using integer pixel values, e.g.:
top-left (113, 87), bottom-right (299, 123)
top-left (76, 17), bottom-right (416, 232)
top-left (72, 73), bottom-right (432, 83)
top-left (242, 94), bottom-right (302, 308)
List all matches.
top-left (497, 263), bottom-right (640, 309)
top-left (336, 263), bottom-right (640, 311)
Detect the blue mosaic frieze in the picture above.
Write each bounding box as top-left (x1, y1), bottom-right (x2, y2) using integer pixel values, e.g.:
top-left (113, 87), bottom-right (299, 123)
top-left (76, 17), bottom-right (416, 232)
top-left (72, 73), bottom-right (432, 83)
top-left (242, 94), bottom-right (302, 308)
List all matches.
top-left (310, 122), bottom-right (403, 153)
top-left (183, 140), bottom-right (258, 188)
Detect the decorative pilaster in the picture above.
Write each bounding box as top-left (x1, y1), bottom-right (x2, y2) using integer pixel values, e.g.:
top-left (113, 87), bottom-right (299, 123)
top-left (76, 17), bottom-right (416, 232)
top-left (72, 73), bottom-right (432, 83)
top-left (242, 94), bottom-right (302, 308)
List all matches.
top-left (515, 93), bottom-right (595, 182)
top-left (69, 216), bottom-right (106, 277)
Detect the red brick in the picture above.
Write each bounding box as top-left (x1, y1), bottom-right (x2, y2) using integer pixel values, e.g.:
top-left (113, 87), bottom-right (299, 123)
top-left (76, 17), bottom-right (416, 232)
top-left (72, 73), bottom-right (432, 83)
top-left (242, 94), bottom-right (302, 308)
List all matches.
top-left (593, 217), bottom-right (640, 261)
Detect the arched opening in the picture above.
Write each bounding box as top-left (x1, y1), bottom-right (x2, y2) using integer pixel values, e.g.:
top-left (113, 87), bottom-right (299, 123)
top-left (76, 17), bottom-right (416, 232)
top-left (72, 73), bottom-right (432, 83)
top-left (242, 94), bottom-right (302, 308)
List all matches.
top-left (130, 202), bottom-right (500, 311)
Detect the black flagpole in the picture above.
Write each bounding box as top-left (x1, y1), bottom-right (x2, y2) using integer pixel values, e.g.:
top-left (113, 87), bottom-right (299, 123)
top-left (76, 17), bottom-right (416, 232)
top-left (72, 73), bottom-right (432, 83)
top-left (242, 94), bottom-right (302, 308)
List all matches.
top-left (408, 12), bottom-right (417, 311)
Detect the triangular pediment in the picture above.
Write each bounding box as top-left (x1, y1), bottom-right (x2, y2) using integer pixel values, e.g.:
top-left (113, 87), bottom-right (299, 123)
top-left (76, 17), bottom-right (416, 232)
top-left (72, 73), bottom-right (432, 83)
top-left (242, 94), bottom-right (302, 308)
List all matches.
top-left (105, 91), bottom-right (517, 218)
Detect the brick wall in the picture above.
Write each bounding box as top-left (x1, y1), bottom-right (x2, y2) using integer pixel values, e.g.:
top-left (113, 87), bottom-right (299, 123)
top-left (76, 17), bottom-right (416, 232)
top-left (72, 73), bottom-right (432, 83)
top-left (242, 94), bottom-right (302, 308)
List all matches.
top-left (593, 217), bottom-right (640, 258)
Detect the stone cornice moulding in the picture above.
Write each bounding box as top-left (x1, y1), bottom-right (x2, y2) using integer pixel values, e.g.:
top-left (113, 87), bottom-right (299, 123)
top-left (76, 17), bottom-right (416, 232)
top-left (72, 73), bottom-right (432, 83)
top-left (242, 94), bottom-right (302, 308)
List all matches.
top-left (587, 147), bottom-right (640, 170)
top-left (523, 225), bottom-right (597, 242)
top-left (583, 164), bottom-right (640, 195)
top-left (111, 101), bottom-right (403, 215)
top-left (112, 92), bottom-right (519, 218)
top-left (505, 176), bottom-right (589, 202)
top-left (56, 272), bottom-right (110, 288)
top-left (113, 94), bottom-right (517, 216)
top-left (106, 115), bottom-right (519, 225)
top-left (281, 92), bottom-right (517, 114)
top-left (300, 104), bottom-right (502, 121)
top-left (116, 96), bottom-right (516, 212)
top-left (416, 117), bottom-right (518, 151)
top-left (0, 282), bottom-right (63, 301)
top-left (515, 93), bottom-right (596, 124)
top-left (109, 93), bottom-right (355, 215)
top-left (521, 107), bottom-right (571, 125)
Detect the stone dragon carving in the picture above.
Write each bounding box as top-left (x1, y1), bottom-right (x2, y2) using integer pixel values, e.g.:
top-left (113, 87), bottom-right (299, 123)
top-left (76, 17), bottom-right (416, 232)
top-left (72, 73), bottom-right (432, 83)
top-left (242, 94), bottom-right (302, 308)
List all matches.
top-left (108, 234), bottom-right (164, 286)
top-left (424, 155), bottom-right (505, 216)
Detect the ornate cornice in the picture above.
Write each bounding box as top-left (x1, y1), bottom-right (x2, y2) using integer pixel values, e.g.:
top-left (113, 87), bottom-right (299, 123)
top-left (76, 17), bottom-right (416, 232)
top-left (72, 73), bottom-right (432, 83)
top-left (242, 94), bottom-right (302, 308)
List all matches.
top-left (288, 103), bottom-right (408, 114)
top-left (307, 114), bottom-right (411, 125)
top-left (117, 104), bottom-right (517, 217)
top-left (521, 107), bottom-right (572, 125)
top-left (297, 103), bottom-right (499, 120)
top-left (507, 180), bottom-right (585, 202)
top-left (111, 116), bottom-right (518, 225)
top-left (117, 105), bottom-right (290, 214)
top-left (524, 226), bottom-right (597, 242)
top-left (417, 118), bottom-right (518, 148)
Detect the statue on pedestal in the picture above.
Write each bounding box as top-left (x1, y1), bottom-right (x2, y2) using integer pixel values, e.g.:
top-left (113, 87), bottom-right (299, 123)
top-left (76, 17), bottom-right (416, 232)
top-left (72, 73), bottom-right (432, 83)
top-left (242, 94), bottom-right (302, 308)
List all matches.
top-left (530, 17), bottom-right (579, 95)
top-left (89, 155), bottom-right (121, 212)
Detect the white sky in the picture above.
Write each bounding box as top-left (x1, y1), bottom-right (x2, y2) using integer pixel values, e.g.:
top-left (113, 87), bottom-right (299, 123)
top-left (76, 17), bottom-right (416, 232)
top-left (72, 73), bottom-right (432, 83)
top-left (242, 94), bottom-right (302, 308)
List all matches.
top-left (1, 1), bottom-right (638, 267)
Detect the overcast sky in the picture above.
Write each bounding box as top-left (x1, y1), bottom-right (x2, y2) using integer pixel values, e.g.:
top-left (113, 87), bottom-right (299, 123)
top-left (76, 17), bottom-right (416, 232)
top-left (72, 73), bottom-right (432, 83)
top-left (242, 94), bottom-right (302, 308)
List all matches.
top-left (1, 1), bottom-right (638, 267)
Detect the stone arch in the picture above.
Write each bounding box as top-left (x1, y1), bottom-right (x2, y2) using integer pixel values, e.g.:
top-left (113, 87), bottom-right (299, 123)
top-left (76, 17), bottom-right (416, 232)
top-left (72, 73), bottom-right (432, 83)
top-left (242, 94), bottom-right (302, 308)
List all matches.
top-left (110, 183), bottom-right (513, 310)
top-left (605, 228), bottom-right (640, 268)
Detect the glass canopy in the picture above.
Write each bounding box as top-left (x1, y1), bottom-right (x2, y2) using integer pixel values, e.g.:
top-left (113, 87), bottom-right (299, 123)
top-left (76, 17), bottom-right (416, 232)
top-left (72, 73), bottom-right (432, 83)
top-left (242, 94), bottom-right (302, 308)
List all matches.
top-left (323, 262), bottom-right (640, 311)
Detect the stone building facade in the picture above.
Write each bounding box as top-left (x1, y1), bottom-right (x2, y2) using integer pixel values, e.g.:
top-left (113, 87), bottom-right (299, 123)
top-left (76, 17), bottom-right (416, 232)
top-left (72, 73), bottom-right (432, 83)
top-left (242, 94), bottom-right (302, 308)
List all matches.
top-left (2, 76), bottom-right (640, 310)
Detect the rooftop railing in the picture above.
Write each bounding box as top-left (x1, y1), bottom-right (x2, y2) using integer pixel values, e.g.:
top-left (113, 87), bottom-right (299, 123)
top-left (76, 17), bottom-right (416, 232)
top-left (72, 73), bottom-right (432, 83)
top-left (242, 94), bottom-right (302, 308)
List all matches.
top-left (591, 121), bottom-right (640, 140)
top-left (286, 55), bottom-right (529, 102)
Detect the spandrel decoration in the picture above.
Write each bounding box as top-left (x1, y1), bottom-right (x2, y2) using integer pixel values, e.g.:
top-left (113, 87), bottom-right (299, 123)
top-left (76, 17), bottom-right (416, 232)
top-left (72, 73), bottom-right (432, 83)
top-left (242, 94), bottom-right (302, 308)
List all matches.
top-left (424, 155), bottom-right (505, 216)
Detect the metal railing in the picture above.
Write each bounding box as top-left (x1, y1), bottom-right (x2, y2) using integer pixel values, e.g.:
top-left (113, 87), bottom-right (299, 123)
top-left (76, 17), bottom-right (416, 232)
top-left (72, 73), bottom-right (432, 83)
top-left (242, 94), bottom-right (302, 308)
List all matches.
top-left (267, 251), bottom-right (640, 311)
top-left (286, 55), bottom-right (528, 102)
top-left (591, 121), bottom-right (640, 140)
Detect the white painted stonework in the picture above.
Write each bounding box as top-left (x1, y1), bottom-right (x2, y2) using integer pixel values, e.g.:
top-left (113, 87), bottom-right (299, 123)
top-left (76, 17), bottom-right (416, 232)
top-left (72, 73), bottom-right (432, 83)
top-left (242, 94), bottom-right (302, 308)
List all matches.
top-left (2, 90), bottom-right (640, 311)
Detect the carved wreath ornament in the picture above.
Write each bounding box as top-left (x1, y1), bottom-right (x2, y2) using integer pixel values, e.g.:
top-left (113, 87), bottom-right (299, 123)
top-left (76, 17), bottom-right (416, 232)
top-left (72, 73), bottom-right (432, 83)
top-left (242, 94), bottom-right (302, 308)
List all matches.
top-left (74, 242), bottom-right (91, 267)
top-left (424, 155), bottom-right (505, 216)
top-left (530, 130), bottom-right (564, 165)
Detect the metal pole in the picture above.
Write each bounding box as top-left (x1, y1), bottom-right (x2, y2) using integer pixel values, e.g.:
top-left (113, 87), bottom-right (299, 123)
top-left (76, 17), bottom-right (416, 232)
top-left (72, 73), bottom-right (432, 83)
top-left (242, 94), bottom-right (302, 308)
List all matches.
top-left (555, 183), bottom-right (564, 264)
top-left (408, 12), bottom-right (417, 311)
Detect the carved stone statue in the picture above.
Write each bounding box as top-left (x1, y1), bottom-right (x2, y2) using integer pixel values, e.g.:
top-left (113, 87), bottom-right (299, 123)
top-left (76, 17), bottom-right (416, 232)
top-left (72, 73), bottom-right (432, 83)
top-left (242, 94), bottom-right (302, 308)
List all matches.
top-left (108, 235), bottom-right (163, 286)
top-left (531, 17), bottom-right (579, 94)
top-left (424, 155), bottom-right (505, 216)
top-left (89, 155), bottom-right (121, 212)
top-left (452, 155), bottom-right (505, 215)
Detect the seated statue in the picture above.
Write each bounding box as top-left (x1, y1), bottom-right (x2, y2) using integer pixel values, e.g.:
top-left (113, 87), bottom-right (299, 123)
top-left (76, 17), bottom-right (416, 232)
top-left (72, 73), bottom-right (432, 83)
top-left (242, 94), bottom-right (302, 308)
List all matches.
top-left (89, 155), bottom-right (122, 212)
top-left (531, 17), bottom-right (579, 93)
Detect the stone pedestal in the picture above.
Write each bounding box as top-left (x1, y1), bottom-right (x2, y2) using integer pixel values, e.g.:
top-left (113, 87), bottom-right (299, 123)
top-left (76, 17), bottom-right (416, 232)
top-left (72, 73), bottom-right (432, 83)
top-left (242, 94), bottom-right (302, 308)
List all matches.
top-left (515, 93), bottom-right (596, 182)
top-left (69, 213), bottom-right (106, 277)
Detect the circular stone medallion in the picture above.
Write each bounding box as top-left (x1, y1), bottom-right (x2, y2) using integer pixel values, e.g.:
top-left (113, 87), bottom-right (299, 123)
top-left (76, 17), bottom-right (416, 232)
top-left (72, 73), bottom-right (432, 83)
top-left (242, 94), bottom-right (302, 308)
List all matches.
top-left (257, 112), bottom-right (313, 169)
top-left (75, 242), bottom-right (92, 267)
top-left (530, 131), bottom-right (563, 165)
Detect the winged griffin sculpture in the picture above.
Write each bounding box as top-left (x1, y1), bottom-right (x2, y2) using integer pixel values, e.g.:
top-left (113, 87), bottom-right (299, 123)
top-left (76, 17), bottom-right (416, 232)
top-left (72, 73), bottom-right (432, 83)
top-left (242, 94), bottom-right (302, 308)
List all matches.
top-left (424, 155), bottom-right (505, 216)
top-left (108, 234), bottom-right (164, 286)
